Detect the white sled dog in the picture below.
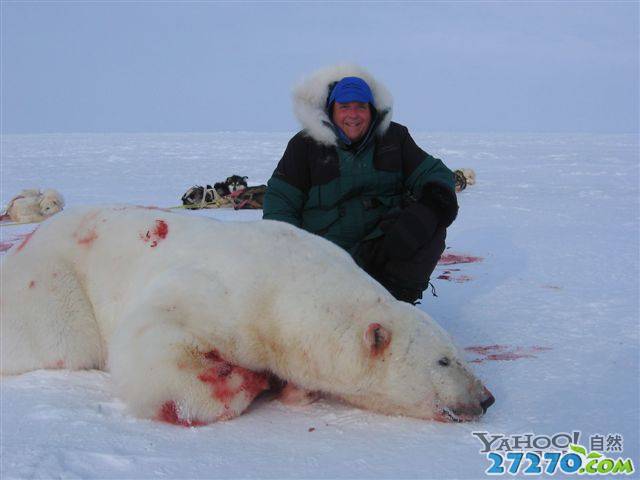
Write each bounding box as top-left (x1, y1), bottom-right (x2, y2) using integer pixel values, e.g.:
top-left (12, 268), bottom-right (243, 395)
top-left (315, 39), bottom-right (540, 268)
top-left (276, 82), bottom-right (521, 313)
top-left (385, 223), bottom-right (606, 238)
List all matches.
top-left (3, 189), bottom-right (65, 223)
top-left (1, 206), bottom-right (494, 425)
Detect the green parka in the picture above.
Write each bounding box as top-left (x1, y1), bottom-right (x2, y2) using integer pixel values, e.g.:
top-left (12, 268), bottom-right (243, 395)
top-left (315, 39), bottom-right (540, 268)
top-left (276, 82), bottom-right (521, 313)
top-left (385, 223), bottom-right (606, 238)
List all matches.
top-left (264, 121), bottom-right (456, 252)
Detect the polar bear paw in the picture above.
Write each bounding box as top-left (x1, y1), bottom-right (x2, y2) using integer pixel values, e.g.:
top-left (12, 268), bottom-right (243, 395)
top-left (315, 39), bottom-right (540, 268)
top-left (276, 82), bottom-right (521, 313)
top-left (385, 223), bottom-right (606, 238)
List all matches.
top-left (153, 349), bottom-right (270, 426)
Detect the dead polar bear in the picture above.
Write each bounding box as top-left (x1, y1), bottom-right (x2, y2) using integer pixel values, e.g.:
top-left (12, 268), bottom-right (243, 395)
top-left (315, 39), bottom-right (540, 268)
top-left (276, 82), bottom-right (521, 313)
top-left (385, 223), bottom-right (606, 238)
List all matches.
top-left (0, 205), bottom-right (494, 425)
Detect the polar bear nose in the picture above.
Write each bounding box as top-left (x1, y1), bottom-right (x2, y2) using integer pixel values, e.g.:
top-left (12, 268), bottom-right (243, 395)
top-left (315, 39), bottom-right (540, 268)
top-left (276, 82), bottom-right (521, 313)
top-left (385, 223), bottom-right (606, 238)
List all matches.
top-left (480, 388), bottom-right (495, 413)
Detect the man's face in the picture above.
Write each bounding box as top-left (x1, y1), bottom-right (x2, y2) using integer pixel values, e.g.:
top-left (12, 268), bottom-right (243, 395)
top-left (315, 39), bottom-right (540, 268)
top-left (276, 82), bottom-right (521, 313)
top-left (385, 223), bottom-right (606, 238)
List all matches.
top-left (332, 101), bottom-right (372, 142)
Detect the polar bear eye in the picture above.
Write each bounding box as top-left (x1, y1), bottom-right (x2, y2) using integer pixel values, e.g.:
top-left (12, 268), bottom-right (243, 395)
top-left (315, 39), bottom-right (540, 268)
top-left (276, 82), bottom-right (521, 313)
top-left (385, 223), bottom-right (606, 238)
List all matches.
top-left (438, 357), bottom-right (450, 367)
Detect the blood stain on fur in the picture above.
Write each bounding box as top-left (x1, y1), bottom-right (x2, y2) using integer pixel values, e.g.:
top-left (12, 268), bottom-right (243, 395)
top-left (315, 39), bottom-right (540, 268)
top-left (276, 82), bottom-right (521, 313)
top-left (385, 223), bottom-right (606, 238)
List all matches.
top-left (438, 253), bottom-right (483, 265)
top-left (77, 228), bottom-right (98, 246)
top-left (15, 228), bottom-right (38, 252)
top-left (140, 220), bottom-right (169, 248)
top-left (198, 350), bottom-right (269, 412)
top-left (156, 401), bottom-right (206, 427)
top-left (72, 211), bottom-right (102, 247)
top-left (154, 220), bottom-right (168, 239)
top-left (28, 280), bottom-right (36, 289)
top-left (466, 344), bottom-right (552, 363)
top-left (46, 359), bottom-right (65, 369)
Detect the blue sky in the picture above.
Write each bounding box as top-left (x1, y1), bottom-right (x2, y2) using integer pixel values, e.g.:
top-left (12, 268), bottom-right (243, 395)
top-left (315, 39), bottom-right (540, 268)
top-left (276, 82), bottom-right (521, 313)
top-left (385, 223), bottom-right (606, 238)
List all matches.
top-left (1, 1), bottom-right (638, 134)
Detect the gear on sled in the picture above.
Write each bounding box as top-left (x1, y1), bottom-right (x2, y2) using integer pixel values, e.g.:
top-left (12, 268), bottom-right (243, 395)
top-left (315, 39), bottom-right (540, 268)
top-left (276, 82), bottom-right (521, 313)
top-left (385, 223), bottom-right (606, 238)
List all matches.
top-left (180, 176), bottom-right (266, 210)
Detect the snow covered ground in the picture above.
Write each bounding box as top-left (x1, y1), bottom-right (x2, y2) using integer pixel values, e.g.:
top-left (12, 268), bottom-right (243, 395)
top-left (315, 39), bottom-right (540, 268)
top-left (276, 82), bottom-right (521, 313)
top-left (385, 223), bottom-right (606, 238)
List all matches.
top-left (1, 132), bottom-right (638, 479)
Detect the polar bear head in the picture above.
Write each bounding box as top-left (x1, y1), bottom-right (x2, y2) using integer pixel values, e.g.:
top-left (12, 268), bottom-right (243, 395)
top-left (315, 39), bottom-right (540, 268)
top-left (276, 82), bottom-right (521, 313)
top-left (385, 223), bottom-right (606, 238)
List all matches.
top-left (283, 294), bottom-right (495, 423)
top-left (344, 301), bottom-right (494, 422)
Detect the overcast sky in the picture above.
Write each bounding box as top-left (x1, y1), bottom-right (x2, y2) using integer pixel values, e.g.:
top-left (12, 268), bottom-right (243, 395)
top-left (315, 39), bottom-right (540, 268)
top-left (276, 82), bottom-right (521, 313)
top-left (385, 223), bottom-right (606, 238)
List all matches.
top-left (1, 1), bottom-right (638, 134)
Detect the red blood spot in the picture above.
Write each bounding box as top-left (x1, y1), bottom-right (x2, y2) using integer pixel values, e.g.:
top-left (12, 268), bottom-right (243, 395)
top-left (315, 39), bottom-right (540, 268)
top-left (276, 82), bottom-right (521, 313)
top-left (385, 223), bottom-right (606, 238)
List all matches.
top-left (43, 359), bottom-right (65, 369)
top-left (140, 220), bottom-right (169, 248)
top-left (465, 344), bottom-right (508, 355)
top-left (77, 228), bottom-right (98, 246)
top-left (308, 427), bottom-right (316, 432)
top-left (466, 345), bottom-right (552, 363)
top-left (216, 362), bottom-right (233, 377)
top-left (0, 242), bottom-right (13, 252)
top-left (438, 253), bottom-right (483, 265)
top-left (154, 220), bottom-right (168, 239)
top-left (28, 280), bottom-right (36, 289)
top-left (198, 350), bottom-right (269, 411)
top-left (437, 271), bottom-right (472, 283)
top-left (366, 323), bottom-right (392, 357)
top-left (203, 350), bottom-right (222, 361)
top-left (72, 211), bottom-right (101, 247)
top-left (156, 401), bottom-right (206, 427)
top-left (15, 228), bottom-right (38, 252)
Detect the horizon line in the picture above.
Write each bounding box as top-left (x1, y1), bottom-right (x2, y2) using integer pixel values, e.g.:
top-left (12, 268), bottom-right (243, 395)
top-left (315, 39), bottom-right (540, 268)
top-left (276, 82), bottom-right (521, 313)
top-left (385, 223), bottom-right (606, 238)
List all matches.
top-left (1, 129), bottom-right (638, 136)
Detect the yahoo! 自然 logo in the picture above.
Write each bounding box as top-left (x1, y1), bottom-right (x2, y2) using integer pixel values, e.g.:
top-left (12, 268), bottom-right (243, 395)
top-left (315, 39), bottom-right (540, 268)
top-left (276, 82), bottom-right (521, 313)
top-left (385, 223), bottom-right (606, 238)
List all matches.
top-left (472, 431), bottom-right (635, 476)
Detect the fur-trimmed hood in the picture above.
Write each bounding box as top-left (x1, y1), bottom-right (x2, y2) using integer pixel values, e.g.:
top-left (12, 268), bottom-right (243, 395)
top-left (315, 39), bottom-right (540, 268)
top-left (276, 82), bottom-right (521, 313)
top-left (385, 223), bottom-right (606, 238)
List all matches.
top-left (292, 65), bottom-right (394, 147)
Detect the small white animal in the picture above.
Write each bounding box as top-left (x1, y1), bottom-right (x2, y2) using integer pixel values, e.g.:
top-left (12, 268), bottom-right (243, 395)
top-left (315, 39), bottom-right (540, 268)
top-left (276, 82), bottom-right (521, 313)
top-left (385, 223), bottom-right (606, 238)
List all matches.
top-left (3, 189), bottom-right (65, 223)
top-left (1, 206), bottom-right (494, 426)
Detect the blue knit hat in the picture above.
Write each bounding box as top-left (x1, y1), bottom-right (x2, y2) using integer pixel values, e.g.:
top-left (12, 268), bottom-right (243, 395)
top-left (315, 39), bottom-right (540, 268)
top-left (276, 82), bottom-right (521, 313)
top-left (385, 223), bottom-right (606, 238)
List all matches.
top-left (328, 77), bottom-right (374, 105)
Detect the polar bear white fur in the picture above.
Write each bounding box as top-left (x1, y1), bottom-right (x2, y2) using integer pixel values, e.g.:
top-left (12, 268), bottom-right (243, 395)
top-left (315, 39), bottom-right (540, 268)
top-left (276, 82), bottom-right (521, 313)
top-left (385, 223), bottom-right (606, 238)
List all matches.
top-left (0, 206), bottom-right (493, 425)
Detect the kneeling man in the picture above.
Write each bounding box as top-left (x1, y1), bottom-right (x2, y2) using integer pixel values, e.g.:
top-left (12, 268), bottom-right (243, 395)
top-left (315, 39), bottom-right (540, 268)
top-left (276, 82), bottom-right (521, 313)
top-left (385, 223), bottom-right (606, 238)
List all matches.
top-left (263, 65), bottom-right (458, 304)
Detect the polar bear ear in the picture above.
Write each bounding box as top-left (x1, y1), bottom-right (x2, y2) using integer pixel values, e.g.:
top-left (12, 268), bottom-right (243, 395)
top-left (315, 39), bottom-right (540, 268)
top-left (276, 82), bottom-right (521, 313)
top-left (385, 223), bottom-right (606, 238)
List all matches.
top-left (364, 323), bottom-right (392, 357)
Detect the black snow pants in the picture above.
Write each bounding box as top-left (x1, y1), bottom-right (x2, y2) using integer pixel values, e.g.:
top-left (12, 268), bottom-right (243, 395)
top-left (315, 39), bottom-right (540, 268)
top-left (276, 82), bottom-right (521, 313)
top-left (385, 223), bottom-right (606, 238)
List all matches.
top-left (352, 226), bottom-right (446, 304)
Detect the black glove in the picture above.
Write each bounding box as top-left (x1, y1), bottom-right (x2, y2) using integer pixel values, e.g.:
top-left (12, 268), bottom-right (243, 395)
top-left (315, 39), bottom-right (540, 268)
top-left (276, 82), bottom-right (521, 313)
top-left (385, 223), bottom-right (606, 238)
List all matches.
top-left (381, 202), bottom-right (439, 261)
top-left (420, 181), bottom-right (459, 227)
top-left (367, 225), bottom-right (447, 304)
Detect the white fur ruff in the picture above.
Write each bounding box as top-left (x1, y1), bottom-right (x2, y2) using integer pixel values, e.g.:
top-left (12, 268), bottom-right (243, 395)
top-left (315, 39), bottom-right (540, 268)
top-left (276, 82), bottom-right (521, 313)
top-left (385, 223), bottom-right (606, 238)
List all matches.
top-left (292, 64), bottom-right (394, 146)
